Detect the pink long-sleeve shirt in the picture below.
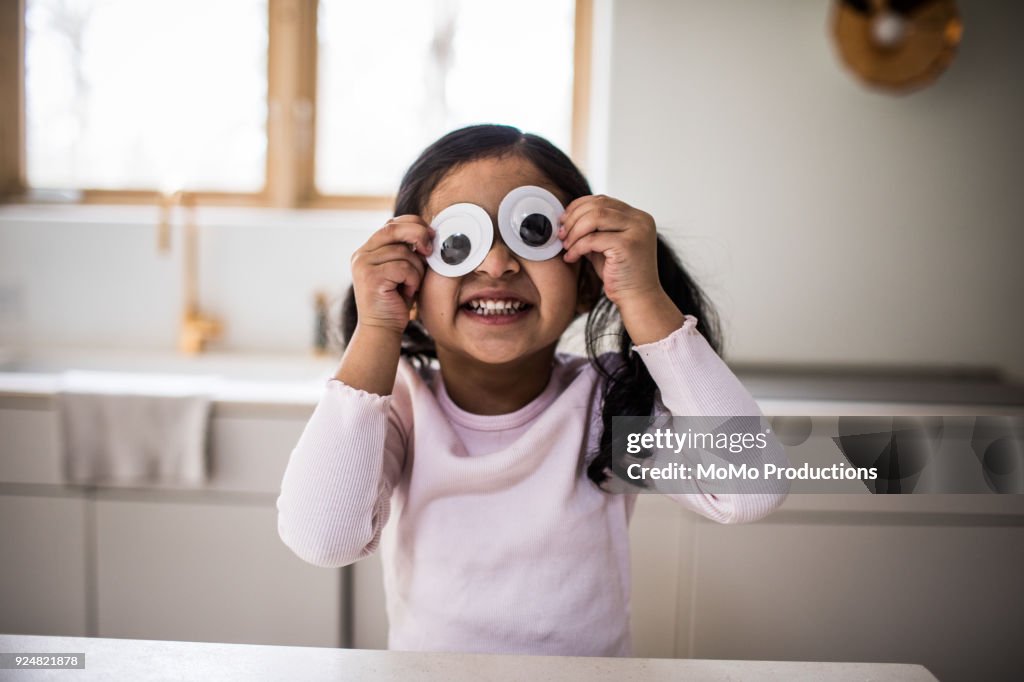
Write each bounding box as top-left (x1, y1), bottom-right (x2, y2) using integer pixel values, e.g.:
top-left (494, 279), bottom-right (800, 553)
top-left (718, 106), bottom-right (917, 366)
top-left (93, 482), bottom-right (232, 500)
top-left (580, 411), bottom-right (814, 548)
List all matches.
top-left (276, 315), bottom-right (790, 656)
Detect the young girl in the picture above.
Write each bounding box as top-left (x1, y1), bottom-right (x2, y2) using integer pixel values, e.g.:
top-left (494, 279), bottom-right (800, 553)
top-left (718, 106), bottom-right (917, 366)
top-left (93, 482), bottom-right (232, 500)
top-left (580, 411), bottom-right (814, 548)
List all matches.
top-left (277, 124), bottom-right (790, 657)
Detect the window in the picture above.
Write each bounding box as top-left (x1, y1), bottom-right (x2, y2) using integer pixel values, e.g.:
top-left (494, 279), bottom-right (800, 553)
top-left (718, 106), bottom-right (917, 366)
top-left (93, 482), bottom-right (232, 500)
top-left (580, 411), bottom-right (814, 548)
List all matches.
top-left (25, 0), bottom-right (268, 192)
top-left (316, 0), bottom-right (575, 196)
top-left (0, 0), bottom-right (592, 208)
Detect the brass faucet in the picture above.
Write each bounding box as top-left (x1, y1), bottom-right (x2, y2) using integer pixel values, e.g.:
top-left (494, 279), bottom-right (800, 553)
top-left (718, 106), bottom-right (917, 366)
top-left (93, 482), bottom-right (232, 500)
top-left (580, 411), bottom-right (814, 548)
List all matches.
top-left (157, 191), bottom-right (223, 354)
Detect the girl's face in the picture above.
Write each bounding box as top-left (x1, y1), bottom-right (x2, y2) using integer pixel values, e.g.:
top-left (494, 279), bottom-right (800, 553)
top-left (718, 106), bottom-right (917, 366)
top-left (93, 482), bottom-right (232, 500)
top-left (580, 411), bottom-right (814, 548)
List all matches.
top-left (418, 154), bottom-right (583, 367)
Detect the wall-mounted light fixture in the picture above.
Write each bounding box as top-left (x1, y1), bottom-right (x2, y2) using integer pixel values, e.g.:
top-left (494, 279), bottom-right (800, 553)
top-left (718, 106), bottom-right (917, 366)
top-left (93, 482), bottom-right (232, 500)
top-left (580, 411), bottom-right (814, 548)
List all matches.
top-left (831, 0), bottom-right (963, 93)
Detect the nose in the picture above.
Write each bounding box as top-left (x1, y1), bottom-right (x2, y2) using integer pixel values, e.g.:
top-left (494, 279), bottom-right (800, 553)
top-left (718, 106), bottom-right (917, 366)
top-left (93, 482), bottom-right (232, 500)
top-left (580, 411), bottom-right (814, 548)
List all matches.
top-left (474, 231), bottom-right (521, 278)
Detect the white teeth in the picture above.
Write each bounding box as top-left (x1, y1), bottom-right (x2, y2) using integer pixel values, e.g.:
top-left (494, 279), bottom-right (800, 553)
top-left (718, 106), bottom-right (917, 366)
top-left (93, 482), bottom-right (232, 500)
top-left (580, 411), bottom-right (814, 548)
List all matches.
top-left (466, 298), bottom-right (527, 315)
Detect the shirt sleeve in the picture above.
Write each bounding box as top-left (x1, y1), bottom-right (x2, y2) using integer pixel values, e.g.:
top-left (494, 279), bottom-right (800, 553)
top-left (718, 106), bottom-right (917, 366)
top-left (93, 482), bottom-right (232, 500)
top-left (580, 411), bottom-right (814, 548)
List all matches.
top-left (631, 315), bottom-right (791, 524)
top-left (276, 374), bottom-right (408, 567)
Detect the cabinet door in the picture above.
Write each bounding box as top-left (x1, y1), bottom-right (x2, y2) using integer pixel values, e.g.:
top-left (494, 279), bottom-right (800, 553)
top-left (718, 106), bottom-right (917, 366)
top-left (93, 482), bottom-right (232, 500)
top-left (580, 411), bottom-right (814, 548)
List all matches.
top-left (94, 498), bottom-right (341, 647)
top-left (687, 520), bottom-right (1024, 682)
top-left (0, 495), bottom-right (88, 636)
top-left (351, 551), bottom-right (388, 649)
top-left (629, 495), bottom-right (691, 658)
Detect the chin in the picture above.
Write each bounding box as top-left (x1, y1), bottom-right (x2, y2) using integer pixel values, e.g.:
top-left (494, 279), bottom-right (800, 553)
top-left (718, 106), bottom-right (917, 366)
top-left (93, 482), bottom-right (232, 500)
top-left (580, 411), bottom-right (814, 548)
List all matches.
top-left (465, 344), bottom-right (531, 366)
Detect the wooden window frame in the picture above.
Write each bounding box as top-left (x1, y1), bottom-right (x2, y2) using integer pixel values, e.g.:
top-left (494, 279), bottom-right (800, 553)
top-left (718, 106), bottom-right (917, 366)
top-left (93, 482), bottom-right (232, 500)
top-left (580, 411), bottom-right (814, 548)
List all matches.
top-left (0, 0), bottom-right (592, 211)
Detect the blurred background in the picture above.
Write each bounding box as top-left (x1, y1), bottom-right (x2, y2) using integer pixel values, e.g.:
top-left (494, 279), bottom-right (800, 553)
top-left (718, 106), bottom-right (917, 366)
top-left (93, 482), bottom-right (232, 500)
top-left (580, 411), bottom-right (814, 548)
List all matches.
top-left (0, 1), bottom-right (1022, 681)
top-left (1, 0), bottom-right (1021, 375)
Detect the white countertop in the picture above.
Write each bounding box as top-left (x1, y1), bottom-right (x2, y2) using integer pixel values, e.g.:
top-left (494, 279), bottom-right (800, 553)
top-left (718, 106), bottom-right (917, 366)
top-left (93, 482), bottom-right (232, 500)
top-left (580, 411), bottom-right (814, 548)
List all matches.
top-left (0, 348), bottom-right (339, 407)
top-left (3, 371), bottom-right (1022, 417)
top-left (0, 635), bottom-right (938, 681)
top-left (0, 371), bottom-right (327, 407)
top-left (2, 345), bottom-right (1022, 413)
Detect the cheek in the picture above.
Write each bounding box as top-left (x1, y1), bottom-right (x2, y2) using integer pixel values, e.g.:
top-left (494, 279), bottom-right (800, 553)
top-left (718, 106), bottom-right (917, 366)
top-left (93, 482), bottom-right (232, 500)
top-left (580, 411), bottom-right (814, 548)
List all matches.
top-left (530, 261), bottom-right (580, 314)
top-left (417, 272), bottom-right (458, 324)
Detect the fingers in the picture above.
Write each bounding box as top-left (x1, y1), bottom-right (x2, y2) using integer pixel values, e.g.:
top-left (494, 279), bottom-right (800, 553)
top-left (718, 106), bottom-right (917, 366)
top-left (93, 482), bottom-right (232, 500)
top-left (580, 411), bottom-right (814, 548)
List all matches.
top-left (363, 215), bottom-right (436, 255)
top-left (349, 216), bottom-right (435, 333)
top-left (562, 232), bottom-right (621, 264)
top-left (378, 259), bottom-right (424, 302)
top-left (352, 243), bottom-right (426, 294)
top-left (560, 194), bottom-right (632, 232)
top-left (559, 205), bottom-right (630, 254)
top-left (361, 244), bottom-right (428, 274)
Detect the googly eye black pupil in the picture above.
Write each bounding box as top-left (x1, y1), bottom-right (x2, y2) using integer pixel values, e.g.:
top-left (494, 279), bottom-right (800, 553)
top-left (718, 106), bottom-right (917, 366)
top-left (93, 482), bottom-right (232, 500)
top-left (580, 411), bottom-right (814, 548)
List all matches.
top-left (519, 214), bottom-right (552, 247)
top-left (440, 233), bottom-right (472, 265)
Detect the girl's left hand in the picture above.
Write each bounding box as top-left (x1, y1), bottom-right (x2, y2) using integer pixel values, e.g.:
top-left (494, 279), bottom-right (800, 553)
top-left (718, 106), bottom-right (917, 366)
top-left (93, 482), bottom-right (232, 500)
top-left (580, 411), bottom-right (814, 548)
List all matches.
top-left (558, 195), bottom-right (662, 307)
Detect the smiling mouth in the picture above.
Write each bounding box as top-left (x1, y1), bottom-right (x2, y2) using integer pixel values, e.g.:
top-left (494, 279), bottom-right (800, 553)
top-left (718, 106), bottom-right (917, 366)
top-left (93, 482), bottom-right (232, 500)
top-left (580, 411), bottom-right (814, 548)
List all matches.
top-left (460, 299), bottom-right (534, 317)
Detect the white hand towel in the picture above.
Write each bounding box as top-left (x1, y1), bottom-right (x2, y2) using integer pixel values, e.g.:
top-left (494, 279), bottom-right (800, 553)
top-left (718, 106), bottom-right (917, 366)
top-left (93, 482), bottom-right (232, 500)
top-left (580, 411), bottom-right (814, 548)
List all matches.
top-left (56, 371), bottom-right (221, 487)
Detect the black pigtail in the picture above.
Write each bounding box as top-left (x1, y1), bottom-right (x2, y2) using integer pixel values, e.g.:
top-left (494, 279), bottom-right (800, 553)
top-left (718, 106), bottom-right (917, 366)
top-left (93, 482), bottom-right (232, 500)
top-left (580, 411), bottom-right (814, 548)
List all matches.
top-left (585, 236), bottom-right (722, 488)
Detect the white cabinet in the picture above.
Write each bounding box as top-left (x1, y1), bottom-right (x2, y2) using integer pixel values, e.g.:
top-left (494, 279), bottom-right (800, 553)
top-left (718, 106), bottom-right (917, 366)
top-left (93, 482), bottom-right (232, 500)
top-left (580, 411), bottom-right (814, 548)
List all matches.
top-left (93, 496), bottom-right (340, 646)
top-left (0, 407), bottom-right (62, 485)
top-left (350, 551), bottom-right (388, 649)
top-left (686, 518), bottom-right (1024, 682)
top-left (628, 495), bottom-right (691, 658)
top-left (0, 402), bottom-right (344, 647)
top-left (0, 494), bottom-right (88, 636)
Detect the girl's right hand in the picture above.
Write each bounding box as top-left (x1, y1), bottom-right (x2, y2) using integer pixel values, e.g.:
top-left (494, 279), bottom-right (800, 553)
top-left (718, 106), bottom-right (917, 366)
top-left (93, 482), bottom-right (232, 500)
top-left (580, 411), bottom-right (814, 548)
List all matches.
top-left (349, 215), bottom-right (435, 336)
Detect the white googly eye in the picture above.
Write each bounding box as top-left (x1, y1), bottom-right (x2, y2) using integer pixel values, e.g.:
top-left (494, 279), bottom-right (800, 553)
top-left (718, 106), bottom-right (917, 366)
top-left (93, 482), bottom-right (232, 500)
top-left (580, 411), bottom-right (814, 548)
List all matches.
top-left (426, 203), bottom-right (494, 277)
top-left (497, 186), bottom-right (565, 261)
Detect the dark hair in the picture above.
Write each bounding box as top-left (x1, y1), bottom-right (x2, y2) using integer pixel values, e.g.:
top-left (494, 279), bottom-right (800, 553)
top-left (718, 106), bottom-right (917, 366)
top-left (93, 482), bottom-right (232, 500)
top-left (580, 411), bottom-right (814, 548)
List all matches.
top-left (341, 123), bottom-right (721, 487)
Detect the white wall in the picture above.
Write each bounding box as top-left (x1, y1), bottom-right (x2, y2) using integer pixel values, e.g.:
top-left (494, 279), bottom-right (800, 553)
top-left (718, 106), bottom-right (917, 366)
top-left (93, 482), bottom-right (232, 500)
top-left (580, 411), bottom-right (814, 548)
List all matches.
top-left (2, 0), bottom-right (1022, 379)
top-left (0, 206), bottom-right (385, 353)
top-left (602, 0), bottom-right (1024, 379)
